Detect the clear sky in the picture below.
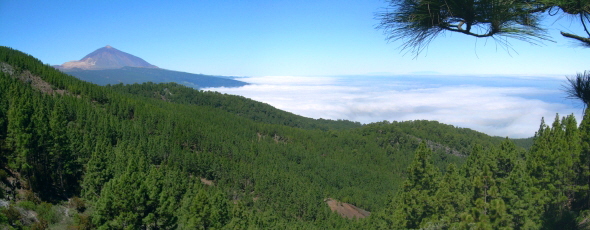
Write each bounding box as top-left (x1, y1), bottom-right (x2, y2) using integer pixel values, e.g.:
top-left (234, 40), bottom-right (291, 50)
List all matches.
top-left (1, 0), bottom-right (588, 77)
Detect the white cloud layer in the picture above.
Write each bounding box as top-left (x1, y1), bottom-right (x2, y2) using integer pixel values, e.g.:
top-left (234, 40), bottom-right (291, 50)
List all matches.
top-left (205, 76), bottom-right (582, 138)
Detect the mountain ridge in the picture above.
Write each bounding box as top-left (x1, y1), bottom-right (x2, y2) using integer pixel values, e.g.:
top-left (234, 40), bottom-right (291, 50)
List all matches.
top-left (54, 46), bottom-right (248, 89)
top-left (55, 45), bottom-right (158, 70)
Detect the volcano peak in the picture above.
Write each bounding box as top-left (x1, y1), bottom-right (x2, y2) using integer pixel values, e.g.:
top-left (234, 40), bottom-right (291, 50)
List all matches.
top-left (56, 46), bottom-right (158, 70)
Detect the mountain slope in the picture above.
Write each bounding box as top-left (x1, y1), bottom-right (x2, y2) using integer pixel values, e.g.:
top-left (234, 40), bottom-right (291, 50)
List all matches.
top-left (64, 67), bottom-right (249, 88)
top-left (55, 45), bottom-right (157, 70)
top-left (0, 46), bottom-right (416, 228)
top-left (55, 46), bottom-right (249, 89)
top-left (107, 82), bottom-right (361, 130)
top-left (0, 46), bottom-right (525, 229)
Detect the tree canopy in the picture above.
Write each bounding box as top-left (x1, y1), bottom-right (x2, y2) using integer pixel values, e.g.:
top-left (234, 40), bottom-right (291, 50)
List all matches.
top-left (1, 36), bottom-right (590, 228)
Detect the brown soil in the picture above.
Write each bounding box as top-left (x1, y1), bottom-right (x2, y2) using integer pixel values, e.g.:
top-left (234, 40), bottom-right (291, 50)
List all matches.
top-left (324, 198), bottom-right (370, 219)
top-left (200, 177), bottom-right (214, 186)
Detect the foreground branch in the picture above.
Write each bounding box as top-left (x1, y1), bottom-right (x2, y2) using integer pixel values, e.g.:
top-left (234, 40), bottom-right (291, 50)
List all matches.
top-left (561, 31), bottom-right (590, 46)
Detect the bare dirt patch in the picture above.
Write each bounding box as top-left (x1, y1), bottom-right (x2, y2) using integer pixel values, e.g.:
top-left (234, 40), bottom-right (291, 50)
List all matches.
top-left (324, 198), bottom-right (370, 219)
top-left (1, 62), bottom-right (68, 95)
top-left (200, 177), bottom-right (214, 186)
top-left (18, 70), bottom-right (63, 95)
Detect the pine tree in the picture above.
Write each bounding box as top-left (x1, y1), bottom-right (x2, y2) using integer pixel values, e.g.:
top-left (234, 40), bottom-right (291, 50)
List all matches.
top-left (577, 108), bottom-right (590, 212)
top-left (390, 142), bottom-right (440, 228)
top-left (6, 85), bottom-right (34, 175)
top-left (429, 163), bottom-right (468, 228)
top-left (92, 156), bottom-right (150, 229)
top-left (179, 185), bottom-right (231, 229)
top-left (504, 159), bottom-right (542, 229)
top-left (528, 114), bottom-right (581, 227)
top-left (81, 137), bottom-right (114, 200)
top-left (49, 99), bottom-right (74, 194)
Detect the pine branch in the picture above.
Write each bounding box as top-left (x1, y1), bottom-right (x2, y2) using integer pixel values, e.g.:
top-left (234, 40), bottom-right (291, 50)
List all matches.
top-left (560, 31), bottom-right (590, 46)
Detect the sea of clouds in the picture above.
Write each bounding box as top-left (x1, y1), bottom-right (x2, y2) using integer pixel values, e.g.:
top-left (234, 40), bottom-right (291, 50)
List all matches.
top-left (204, 75), bottom-right (583, 138)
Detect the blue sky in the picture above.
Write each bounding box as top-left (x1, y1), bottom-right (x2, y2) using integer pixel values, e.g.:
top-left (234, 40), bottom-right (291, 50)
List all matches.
top-left (1, 0), bottom-right (588, 76)
top-left (1, 0), bottom-right (588, 137)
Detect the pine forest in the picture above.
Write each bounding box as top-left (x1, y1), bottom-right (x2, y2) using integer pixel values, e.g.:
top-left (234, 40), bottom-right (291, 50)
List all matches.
top-left (0, 46), bottom-right (589, 229)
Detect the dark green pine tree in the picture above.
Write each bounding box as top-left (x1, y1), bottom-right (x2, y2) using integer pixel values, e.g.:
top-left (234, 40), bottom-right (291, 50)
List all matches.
top-left (427, 163), bottom-right (468, 228)
top-left (92, 156), bottom-right (150, 229)
top-left (576, 108), bottom-right (590, 216)
top-left (142, 166), bottom-right (189, 229)
top-left (0, 73), bottom-right (9, 142)
top-left (503, 158), bottom-right (543, 229)
top-left (390, 142), bottom-right (441, 229)
top-left (528, 114), bottom-right (581, 228)
top-left (49, 99), bottom-right (75, 194)
top-left (493, 140), bottom-right (533, 229)
top-left (457, 144), bottom-right (511, 229)
top-left (81, 136), bottom-right (114, 200)
top-left (462, 162), bottom-right (495, 229)
top-left (6, 85), bottom-right (34, 175)
top-left (179, 185), bottom-right (231, 229)
top-left (29, 95), bottom-right (51, 195)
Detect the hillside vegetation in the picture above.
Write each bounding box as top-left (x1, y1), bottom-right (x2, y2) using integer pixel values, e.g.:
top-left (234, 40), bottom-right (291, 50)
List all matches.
top-left (0, 46), bottom-right (576, 229)
top-left (106, 82), bottom-right (362, 131)
top-left (63, 67), bottom-right (248, 89)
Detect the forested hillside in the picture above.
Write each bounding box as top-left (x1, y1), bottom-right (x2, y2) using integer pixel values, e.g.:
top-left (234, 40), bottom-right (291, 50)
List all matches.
top-left (366, 114), bottom-right (590, 229)
top-left (383, 120), bottom-right (534, 152)
top-left (0, 46), bottom-right (473, 229)
top-left (106, 82), bottom-right (362, 131)
top-left (0, 46), bottom-right (578, 229)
